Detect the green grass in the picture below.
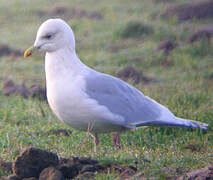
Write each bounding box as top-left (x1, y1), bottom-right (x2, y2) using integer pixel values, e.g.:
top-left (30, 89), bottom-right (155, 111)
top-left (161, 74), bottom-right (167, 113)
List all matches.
top-left (0, 0), bottom-right (212, 179)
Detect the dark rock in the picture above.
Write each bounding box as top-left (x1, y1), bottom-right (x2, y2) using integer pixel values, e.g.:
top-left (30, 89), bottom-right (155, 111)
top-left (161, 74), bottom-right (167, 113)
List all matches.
top-left (0, 158), bottom-right (12, 173)
top-left (162, 1), bottom-right (213, 21)
top-left (156, 39), bottom-right (177, 55)
top-left (120, 22), bottom-right (153, 39)
top-left (188, 26), bottom-right (213, 43)
top-left (12, 147), bottom-right (59, 179)
top-left (58, 164), bottom-right (79, 179)
top-left (39, 166), bottom-right (64, 180)
top-left (29, 84), bottom-right (47, 101)
top-left (75, 172), bottom-right (95, 180)
top-left (0, 44), bottom-right (22, 57)
top-left (116, 66), bottom-right (153, 84)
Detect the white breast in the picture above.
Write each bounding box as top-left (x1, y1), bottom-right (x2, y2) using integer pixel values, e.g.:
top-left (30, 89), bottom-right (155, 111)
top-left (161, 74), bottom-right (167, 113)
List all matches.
top-left (45, 51), bottom-right (126, 133)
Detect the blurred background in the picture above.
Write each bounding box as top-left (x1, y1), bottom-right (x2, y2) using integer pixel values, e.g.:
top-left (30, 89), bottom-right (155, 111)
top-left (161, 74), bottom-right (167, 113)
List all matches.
top-left (0, 0), bottom-right (212, 179)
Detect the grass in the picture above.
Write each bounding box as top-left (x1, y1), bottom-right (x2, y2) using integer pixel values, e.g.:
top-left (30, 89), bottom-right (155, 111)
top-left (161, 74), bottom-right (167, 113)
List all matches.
top-left (0, 0), bottom-right (212, 179)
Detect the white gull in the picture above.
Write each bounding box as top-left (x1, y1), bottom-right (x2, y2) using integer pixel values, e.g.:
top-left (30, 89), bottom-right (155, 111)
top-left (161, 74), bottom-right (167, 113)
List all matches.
top-left (24, 19), bottom-right (208, 152)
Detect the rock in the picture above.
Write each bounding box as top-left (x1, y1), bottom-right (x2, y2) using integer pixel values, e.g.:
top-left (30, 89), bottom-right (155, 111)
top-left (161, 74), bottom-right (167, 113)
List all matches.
top-left (58, 164), bottom-right (79, 179)
top-left (162, 1), bottom-right (213, 21)
top-left (12, 147), bottom-right (59, 179)
top-left (39, 167), bottom-right (64, 180)
top-left (0, 158), bottom-right (12, 173)
top-left (188, 26), bottom-right (213, 43)
top-left (116, 66), bottom-right (153, 84)
top-left (156, 39), bottom-right (177, 55)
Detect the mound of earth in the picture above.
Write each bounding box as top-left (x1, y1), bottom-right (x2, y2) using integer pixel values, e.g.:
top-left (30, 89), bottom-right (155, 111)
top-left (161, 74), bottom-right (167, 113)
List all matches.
top-left (1, 147), bottom-right (213, 179)
top-left (156, 39), bottom-right (177, 55)
top-left (2, 79), bottom-right (30, 98)
top-left (162, 1), bottom-right (213, 21)
top-left (1, 79), bottom-right (47, 101)
top-left (0, 44), bottom-right (22, 57)
top-left (37, 5), bottom-right (103, 20)
top-left (0, 147), bottom-right (138, 180)
top-left (188, 26), bottom-right (213, 43)
top-left (116, 66), bottom-right (154, 84)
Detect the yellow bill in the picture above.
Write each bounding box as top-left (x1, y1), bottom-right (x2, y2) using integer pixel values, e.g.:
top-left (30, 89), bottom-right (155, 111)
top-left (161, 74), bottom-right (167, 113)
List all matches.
top-left (24, 46), bottom-right (37, 58)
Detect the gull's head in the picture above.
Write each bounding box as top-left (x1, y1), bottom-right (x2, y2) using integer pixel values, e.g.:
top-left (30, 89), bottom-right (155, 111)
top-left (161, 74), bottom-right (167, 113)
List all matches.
top-left (24, 19), bottom-right (75, 57)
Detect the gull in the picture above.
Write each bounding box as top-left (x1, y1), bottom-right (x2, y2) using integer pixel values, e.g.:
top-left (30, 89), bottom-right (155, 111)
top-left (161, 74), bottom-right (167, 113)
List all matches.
top-left (24, 19), bottom-right (208, 152)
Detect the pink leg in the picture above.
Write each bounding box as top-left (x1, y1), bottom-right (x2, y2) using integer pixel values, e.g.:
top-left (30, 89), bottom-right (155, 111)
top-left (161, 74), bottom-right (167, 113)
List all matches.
top-left (112, 132), bottom-right (121, 150)
top-left (90, 133), bottom-right (99, 153)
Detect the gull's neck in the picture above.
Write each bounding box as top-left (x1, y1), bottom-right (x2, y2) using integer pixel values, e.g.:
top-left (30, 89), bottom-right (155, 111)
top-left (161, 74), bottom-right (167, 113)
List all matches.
top-left (45, 46), bottom-right (89, 80)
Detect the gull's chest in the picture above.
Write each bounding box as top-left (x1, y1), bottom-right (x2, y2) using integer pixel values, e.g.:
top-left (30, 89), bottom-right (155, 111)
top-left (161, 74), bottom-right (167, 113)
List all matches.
top-left (46, 74), bottom-right (88, 121)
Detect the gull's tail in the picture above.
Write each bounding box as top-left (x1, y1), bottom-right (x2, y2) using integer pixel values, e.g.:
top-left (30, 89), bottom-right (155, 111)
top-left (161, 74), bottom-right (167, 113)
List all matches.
top-left (175, 117), bottom-right (208, 130)
top-left (134, 117), bottom-right (208, 130)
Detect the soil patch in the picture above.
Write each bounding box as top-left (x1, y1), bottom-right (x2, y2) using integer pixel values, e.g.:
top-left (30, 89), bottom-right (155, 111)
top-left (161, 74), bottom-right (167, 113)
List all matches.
top-left (162, 1), bottom-right (213, 21)
top-left (156, 39), bottom-right (177, 55)
top-left (1, 79), bottom-right (46, 101)
top-left (0, 147), bottom-right (138, 180)
top-left (120, 22), bottom-right (153, 39)
top-left (1, 147), bottom-right (212, 179)
top-left (37, 5), bottom-right (103, 20)
top-left (2, 79), bottom-right (30, 98)
top-left (188, 26), bottom-right (213, 43)
top-left (115, 66), bottom-right (154, 84)
top-left (0, 44), bottom-right (22, 58)
top-left (12, 147), bottom-right (59, 179)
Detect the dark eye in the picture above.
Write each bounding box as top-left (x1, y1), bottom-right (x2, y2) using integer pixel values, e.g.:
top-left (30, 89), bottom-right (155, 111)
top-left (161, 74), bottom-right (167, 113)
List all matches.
top-left (43, 34), bottom-right (52, 39)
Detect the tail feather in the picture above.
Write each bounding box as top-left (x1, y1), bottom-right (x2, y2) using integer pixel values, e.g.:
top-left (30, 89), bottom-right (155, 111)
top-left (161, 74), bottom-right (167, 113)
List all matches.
top-left (134, 117), bottom-right (208, 130)
top-left (176, 117), bottom-right (208, 130)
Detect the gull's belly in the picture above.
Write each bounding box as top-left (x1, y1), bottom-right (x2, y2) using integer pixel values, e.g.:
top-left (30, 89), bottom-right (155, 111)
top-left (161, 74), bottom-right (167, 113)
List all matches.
top-left (46, 76), bottom-right (126, 133)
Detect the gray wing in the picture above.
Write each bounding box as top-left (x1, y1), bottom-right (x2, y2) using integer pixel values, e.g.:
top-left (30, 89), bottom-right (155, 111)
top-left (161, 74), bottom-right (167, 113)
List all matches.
top-left (85, 71), bottom-right (162, 127)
